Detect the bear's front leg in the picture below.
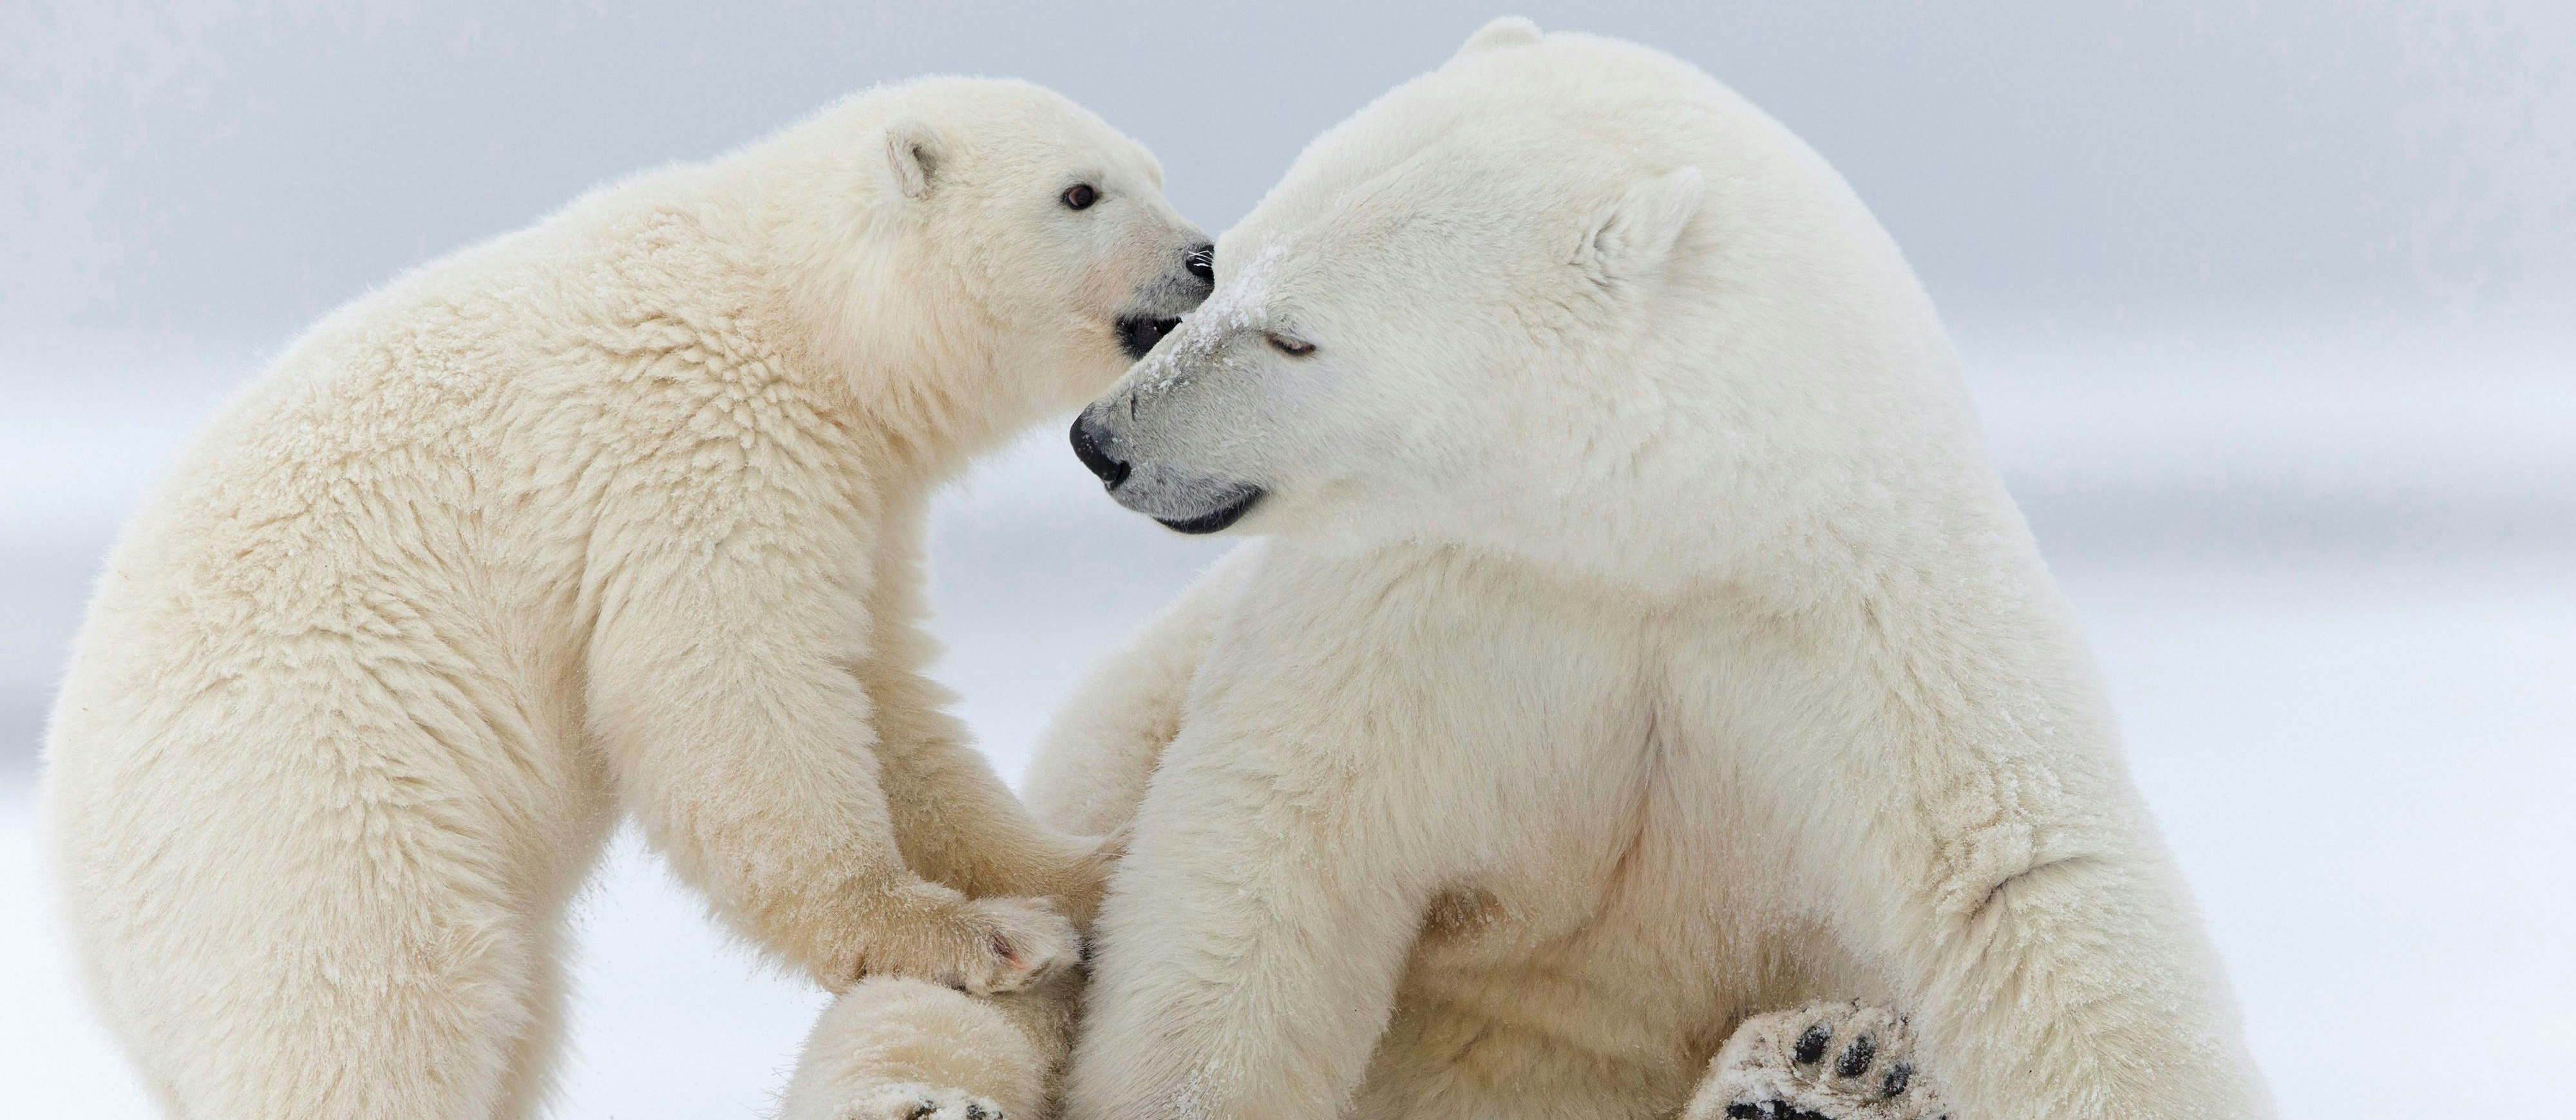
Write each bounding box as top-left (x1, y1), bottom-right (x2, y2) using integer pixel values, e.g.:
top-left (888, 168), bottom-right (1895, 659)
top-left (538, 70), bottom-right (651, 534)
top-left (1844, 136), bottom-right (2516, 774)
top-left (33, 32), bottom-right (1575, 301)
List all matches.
top-left (1061, 542), bottom-right (1614, 1120)
top-left (1061, 721), bottom-right (1440, 1120)
top-left (860, 637), bottom-right (1125, 924)
top-left (1731, 664), bottom-right (2274, 1117)
top-left (847, 523), bottom-right (1132, 925)
top-left (1057, 560), bottom-right (1473, 1120)
top-left (586, 500), bottom-right (1076, 996)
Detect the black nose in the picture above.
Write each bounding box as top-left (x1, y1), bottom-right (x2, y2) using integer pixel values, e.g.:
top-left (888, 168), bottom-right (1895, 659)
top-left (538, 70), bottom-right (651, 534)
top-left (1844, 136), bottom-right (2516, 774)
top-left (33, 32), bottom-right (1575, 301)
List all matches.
top-left (1184, 243), bottom-right (1215, 285)
top-left (1070, 412), bottom-right (1129, 489)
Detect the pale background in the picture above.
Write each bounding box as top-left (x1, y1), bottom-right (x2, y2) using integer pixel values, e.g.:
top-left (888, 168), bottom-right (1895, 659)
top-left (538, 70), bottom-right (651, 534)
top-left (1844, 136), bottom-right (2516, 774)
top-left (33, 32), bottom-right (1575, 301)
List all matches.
top-left (3, 2), bottom-right (2571, 1116)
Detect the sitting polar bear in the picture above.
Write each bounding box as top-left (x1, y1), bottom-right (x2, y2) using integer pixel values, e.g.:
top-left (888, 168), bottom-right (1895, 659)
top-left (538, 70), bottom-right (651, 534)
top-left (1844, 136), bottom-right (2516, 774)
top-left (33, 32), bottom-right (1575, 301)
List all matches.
top-left (44, 78), bottom-right (1210, 1119)
top-left (782, 20), bottom-right (2273, 1120)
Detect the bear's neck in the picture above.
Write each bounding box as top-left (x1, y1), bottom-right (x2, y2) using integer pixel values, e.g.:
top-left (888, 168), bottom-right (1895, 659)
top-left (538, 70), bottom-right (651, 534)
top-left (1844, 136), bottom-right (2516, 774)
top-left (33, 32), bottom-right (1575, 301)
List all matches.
top-left (738, 200), bottom-right (1035, 492)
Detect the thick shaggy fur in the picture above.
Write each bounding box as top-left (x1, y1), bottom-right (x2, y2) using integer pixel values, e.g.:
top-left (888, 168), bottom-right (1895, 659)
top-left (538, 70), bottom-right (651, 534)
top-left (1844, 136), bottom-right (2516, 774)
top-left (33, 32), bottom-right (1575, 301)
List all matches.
top-left (788, 21), bottom-right (2271, 1120)
top-left (43, 78), bottom-right (1208, 1119)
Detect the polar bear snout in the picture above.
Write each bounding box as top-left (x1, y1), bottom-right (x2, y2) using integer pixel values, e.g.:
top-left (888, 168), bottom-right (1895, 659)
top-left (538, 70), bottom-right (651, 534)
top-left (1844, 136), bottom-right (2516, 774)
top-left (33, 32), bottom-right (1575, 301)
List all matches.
top-left (1112, 240), bottom-right (1217, 358)
top-left (1068, 403), bottom-right (1265, 535)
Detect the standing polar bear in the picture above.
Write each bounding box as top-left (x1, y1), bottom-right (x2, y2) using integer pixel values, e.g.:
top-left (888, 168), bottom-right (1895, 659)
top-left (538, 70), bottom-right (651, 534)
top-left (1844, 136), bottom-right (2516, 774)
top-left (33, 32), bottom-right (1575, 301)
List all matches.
top-left (784, 20), bottom-right (2273, 1120)
top-left (44, 78), bottom-right (1209, 1120)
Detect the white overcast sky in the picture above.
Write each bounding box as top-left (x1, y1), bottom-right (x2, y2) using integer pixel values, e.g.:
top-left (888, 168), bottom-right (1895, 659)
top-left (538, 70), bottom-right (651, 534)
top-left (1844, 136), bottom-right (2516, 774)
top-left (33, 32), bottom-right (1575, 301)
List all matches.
top-left (3, 0), bottom-right (2570, 354)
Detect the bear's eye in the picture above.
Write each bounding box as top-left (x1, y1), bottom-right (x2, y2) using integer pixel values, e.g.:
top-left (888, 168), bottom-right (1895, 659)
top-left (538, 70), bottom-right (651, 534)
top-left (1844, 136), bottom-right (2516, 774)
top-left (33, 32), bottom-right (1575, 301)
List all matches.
top-left (1061, 184), bottom-right (1099, 211)
top-left (1265, 332), bottom-right (1316, 357)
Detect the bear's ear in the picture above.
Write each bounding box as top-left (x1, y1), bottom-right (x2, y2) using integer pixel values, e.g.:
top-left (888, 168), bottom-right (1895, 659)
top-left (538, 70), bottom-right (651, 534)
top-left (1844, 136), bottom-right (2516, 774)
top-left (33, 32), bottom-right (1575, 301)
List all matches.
top-left (1576, 167), bottom-right (1705, 289)
top-left (881, 117), bottom-right (942, 201)
top-left (1454, 16), bottom-right (1542, 60)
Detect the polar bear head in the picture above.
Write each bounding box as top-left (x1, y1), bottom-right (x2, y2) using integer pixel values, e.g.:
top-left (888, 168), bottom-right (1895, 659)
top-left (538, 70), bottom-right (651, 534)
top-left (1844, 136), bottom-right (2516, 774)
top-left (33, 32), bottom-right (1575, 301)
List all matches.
top-left (1068, 23), bottom-right (1990, 590)
top-left (1066, 21), bottom-right (1989, 592)
top-left (759, 77), bottom-right (1213, 423)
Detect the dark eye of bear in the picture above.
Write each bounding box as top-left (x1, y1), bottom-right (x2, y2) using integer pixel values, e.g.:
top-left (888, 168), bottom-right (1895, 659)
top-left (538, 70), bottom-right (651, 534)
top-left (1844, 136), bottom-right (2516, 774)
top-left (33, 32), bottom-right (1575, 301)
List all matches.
top-left (1062, 184), bottom-right (1099, 211)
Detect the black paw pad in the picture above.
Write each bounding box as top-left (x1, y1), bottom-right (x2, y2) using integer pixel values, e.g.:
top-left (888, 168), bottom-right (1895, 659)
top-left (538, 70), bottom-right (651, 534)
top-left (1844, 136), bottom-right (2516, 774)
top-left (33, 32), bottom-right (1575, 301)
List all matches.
top-left (1793, 1023), bottom-right (1833, 1064)
top-left (904, 1102), bottom-right (938, 1120)
top-left (965, 1106), bottom-right (997, 1120)
top-left (1835, 1034), bottom-right (1875, 1078)
top-left (1882, 1059), bottom-right (1913, 1097)
top-left (1726, 1104), bottom-right (1760, 1119)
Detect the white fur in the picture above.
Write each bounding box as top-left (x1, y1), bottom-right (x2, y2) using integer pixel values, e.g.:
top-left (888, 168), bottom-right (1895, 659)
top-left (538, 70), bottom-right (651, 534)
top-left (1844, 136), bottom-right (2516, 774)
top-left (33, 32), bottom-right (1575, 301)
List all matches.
top-left (43, 77), bottom-right (1209, 1120)
top-left (790, 21), bottom-right (2272, 1120)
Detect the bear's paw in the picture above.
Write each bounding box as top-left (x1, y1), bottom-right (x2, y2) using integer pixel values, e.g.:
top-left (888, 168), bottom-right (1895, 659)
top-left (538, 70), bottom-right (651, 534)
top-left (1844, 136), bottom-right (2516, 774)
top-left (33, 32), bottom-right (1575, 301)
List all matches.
top-left (1683, 1001), bottom-right (1947, 1120)
top-left (945, 895), bottom-right (1081, 995)
top-left (834, 1082), bottom-right (1006, 1120)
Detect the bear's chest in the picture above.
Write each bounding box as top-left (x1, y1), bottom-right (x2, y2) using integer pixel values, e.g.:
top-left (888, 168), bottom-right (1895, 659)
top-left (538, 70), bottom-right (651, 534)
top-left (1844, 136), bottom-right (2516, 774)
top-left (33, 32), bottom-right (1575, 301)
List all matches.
top-left (1372, 802), bottom-right (1739, 1110)
top-left (1408, 763), bottom-right (1737, 971)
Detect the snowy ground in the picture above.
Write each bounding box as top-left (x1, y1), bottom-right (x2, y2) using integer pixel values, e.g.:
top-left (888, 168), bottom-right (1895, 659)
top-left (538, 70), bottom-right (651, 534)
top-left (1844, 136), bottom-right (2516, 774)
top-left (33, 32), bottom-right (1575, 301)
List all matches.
top-left (3, 317), bottom-right (2570, 1117)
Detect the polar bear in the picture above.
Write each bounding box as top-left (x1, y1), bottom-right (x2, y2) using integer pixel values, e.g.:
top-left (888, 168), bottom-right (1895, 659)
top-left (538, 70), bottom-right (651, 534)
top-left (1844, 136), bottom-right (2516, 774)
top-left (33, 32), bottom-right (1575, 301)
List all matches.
top-left (43, 77), bottom-right (1209, 1120)
top-left (779, 20), bottom-right (2274, 1120)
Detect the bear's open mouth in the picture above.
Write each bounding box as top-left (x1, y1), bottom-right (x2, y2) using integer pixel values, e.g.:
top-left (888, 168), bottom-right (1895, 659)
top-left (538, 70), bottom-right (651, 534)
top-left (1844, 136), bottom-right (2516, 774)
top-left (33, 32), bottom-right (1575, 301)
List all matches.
top-left (1116, 314), bottom-right (1183, 359)
top-left (1154, 485), bottom-right (1263, 535)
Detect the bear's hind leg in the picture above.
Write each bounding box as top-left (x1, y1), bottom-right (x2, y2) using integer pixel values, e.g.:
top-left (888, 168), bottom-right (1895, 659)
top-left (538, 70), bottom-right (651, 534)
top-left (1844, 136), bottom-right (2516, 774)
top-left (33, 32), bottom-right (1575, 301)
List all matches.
top-left (489, 909), bottom-right (579, 1120)
top-left (1683, 1002), bottom-right (1947, 1120)
top-left (139, 882), bottom-right (551, 1119)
